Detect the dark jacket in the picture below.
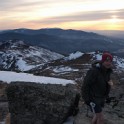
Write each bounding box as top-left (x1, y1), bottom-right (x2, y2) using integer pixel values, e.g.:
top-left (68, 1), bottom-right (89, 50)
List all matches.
top-left (81, 61), bottom-right (112, 105)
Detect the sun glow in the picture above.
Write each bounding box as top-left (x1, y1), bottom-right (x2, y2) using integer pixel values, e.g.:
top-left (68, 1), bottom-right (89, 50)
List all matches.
top-left (109, 15), bottom-right (120, 24)
top-left (102, 16), bottom-right (123, 30)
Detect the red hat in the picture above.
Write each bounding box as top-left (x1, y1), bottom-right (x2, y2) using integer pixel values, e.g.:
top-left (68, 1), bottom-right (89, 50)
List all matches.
top-left (101, 53), bottom-right (113, 62)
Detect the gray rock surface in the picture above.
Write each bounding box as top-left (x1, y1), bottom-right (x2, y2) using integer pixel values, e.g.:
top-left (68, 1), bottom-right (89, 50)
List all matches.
top-left (0, 81), bottom-right (8, 123)
top-left (6, 82), bottom-right (79, 124)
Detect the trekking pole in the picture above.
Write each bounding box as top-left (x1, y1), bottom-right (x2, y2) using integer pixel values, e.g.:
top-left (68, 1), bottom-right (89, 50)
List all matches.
top-left (90, 102), bottom-right (96, 114)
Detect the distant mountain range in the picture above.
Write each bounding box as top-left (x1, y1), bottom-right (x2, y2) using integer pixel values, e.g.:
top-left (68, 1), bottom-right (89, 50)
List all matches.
top-left (0, 28), bottom-right (124, 55)
top-left (90, 30), bottom-right (124, 39)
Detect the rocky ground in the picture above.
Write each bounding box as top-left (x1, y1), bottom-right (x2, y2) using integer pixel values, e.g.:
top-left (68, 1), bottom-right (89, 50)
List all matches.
top-left (74, 74), bottom-right (124, 124)
top-left (74, 100), bottom-right (124, 124)
top-left (0, 74), bottom-right (124, 124)
top-left (0, 53), bottom-right (124, 124)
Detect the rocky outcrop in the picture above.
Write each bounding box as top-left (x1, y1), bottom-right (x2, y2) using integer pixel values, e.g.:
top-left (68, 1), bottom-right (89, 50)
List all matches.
top-left (0, 81), bottom-right (9, 123)
top-left (6, 82), bottom-right (80, 124)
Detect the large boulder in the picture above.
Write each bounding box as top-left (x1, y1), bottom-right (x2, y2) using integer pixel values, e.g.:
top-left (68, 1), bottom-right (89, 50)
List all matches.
top-left (0, 81), bottom-right (9, 123)
top-left (6, 82), bottom-right (80, 124)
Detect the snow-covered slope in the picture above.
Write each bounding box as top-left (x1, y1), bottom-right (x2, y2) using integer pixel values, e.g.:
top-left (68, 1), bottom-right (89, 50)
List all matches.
top-left (29, 51), bottom-right (124, 81)
top-left (0, 40), bottom-right (64, 71)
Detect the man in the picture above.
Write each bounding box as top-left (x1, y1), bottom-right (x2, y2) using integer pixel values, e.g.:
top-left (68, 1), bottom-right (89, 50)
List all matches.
top-left (81, 52), bottom-right (113, 124)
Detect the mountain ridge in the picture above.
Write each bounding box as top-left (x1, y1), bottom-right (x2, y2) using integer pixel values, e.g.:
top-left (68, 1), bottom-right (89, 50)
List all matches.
top-left (0, 40), bottom-right (64, 71)
top-left (0, 28), bottom-right (124, 55)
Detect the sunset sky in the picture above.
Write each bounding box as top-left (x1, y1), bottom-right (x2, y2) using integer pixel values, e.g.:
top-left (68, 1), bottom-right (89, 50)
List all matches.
top-left (0, 0), bottom-right (124, 30)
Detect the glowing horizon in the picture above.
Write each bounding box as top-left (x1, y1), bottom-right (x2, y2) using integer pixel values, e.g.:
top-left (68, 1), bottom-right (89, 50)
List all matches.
top-left (0, 0), bottom-right (124, 30)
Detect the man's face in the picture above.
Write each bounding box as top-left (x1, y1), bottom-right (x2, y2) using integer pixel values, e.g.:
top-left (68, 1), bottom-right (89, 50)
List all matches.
top-left (102, 60), bottom-right (112, 69)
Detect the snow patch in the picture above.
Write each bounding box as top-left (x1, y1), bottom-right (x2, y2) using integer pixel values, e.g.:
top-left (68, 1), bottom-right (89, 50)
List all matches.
top-left (114, 56), bottom-right (124, 69)
top-left (16, 58), bottom-right (35, 71)
top-left (65, 51), bottom-right (84, 60)
top-left (53, 66), bottom-right (79, 73)
top-left (0, 71), bottom-right (75, 86)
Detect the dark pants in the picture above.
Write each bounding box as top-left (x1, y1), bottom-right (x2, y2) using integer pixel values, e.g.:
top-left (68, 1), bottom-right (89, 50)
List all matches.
top-left (89, 98), bottom-right (105, 113)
